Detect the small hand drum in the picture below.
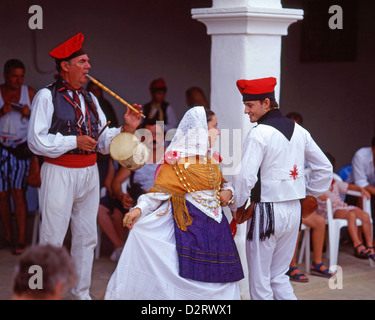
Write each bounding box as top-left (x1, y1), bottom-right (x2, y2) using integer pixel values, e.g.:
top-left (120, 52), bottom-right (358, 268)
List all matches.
top-left (110, 132), bottom-right (150, 170)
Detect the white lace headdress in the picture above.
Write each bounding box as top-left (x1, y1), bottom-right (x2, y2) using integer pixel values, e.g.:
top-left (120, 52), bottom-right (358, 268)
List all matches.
top-left (165, 106), bottom-right (209, 159)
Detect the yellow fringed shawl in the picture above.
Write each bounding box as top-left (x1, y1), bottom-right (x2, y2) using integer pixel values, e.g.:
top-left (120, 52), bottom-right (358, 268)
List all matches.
top-left (148, 157), bottom-right (225, 231)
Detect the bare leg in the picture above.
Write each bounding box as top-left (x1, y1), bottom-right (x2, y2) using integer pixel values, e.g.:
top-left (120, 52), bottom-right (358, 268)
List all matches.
top-left (287, 231), bottom-right (309, 281)
top-left (11, 188), bottom-right (27, 248)
top-left (334, 209), bottom-right (362, 248)
top-left (0, 191), bottom-right (12, 243)
top-left (303, 213), bottom-right (326, 265)
top-left (97, 204), bottom-right (124, 249)
top-left (113, 208), bottom-right (128, 244)
top-left (351, 208), bottom-right (373, 250)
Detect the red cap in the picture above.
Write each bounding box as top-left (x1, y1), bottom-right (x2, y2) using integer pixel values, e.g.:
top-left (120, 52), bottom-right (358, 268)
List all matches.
top-left (49, 33), bottom-right (86, 60)
top-left (149, 78), bottom-right (167, 90)
top-left (236, 77), bottom-right (276, 101)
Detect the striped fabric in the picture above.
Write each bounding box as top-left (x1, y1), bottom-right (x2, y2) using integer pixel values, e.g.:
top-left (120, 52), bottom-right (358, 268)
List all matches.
top-left (0, 147), bottom-right (31, 191)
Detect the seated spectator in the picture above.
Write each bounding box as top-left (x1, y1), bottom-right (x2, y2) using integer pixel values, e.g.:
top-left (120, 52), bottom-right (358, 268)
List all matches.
top-left (185, 86), bottom-right (209, 109)
top-left (346, 136), bottom-right (375, 247)
top-left (317, 177), bottom-right (374, 262)
top-left (97, 120), bottom-right (165, 261)
top-left (142, 78), bottom-right (178, 133)
top-left (12, 244), bottom-right (77, 300)
top-left (111, 119), bottom-right (165, 204)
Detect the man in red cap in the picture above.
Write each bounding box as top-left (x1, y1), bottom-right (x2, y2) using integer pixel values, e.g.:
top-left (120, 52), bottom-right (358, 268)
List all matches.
top-left (27, 33), bottom-right (142, 300)
top-left (229, 77), bottom-right (332, 300)
top-left (142, 77), bottom-right (178, 134)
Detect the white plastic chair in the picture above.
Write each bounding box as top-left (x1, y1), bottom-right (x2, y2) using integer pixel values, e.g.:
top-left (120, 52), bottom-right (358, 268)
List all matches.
top-left (326, 173), bottom-right (372, 267)
top-left (297, 223), bottom-right (311, 273)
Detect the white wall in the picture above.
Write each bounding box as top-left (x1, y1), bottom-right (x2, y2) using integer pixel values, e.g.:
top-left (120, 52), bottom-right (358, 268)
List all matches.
top-left (281, 0), bottom-right (375, 170)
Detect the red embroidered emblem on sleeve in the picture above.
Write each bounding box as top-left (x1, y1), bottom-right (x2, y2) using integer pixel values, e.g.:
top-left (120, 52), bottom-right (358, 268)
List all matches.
top-left (289, 164), bottom-right (299, 180)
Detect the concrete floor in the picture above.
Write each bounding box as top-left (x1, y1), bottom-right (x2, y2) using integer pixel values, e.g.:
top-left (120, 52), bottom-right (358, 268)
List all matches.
top-left (0, 211), bottom-right (374, 300)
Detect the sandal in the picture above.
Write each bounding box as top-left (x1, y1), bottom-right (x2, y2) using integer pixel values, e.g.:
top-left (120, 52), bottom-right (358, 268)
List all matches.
top-left (310, 262), bottom-right (333, 278)
top-left (367, 247), bottom-right (375, 262)
top-left (286, 266), bottom-right (309, 282)
top-left (354, 244), bottom-right (370, 259)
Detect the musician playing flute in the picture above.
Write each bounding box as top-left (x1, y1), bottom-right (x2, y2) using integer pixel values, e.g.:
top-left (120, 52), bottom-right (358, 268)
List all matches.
top-left (27, 33), bottom-right (142, 300)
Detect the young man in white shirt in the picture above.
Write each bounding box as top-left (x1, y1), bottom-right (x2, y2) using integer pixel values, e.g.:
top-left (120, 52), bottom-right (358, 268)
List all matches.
top-left (230, 77), bottom-right (332, 300)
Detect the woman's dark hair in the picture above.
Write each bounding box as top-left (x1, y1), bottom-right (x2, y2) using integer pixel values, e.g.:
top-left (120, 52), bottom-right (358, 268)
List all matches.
top-left (204, 108), bottom-right (215, 123)
top-left (286, 112), bottom-right (303, 126)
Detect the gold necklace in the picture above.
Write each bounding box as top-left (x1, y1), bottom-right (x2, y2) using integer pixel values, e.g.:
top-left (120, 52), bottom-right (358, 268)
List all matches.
top-left (172, 163), bottom-right (221, 209)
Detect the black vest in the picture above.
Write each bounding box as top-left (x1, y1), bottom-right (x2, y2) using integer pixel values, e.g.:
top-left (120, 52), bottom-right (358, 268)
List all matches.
top-left (47, 80), bottom-right (100, 154)
top-left (143, 101), bottom-right (169, 124)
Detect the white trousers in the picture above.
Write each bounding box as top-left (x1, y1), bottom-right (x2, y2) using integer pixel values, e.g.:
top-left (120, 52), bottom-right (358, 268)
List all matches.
top-left (246, 200), bottom-right (300, 300)
top-left (39, 162), bottom-right (100, 300)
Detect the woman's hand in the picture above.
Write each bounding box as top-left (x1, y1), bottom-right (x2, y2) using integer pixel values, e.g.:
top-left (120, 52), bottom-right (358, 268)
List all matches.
top-left (360, 188), bottom-right (371, 200)
top-left (123, 207), bottom-right (141, 229)
top-left (219, 189), bottom-right (233, 207)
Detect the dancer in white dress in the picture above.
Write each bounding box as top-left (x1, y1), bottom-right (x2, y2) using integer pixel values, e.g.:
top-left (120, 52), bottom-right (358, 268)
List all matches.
top-left (105, 106), bottom-right (244, 300)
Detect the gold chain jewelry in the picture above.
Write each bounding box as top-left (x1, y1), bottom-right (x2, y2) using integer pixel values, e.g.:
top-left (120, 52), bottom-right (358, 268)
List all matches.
top-left (172, 160), bottom-right (222, 209)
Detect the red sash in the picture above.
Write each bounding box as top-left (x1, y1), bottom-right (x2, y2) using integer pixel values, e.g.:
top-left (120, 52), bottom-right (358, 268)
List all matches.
top-left (44, 153), bottom-right (97, 168)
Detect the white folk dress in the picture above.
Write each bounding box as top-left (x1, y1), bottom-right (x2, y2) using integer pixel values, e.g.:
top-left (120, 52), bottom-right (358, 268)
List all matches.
top-left (105, 106), bottom-right (242, 300)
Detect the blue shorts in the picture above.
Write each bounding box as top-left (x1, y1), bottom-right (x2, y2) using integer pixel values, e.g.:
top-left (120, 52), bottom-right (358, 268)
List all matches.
top-left (100, 193), bottom-right (128, 215)
top-left (0, 146), bottom-right (31, 191)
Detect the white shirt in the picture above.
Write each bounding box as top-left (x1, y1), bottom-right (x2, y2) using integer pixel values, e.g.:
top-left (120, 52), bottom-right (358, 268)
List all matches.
top-left (230, 121), bottom-right (332, 210)
top-left (0, 84), bottom-right (31, 147)
top-left (347, 147), bottom-right (375, 188)
top-left (27, 87), bottom-right (121, 158)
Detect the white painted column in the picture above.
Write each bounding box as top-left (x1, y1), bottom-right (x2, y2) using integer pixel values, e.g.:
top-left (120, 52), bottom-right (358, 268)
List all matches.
top-left (192, 0), bottom-right (303, 141)
top-left (192, 0), bottom-right (303, 300)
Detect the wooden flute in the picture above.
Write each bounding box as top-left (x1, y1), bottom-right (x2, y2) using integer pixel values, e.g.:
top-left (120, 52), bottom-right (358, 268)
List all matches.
top-left (86, 74), bottom-right (145, 118)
